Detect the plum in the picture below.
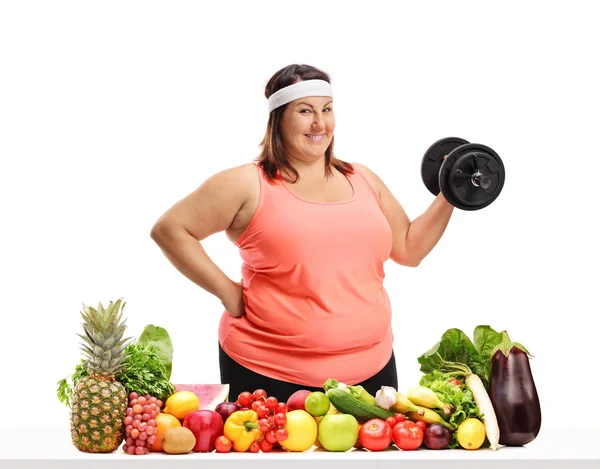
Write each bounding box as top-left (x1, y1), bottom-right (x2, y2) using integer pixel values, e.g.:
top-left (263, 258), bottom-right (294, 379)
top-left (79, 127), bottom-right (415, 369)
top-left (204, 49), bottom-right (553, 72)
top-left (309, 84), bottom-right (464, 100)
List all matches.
top-left (424, 423), bottom-right (452, 450)
top-left (215, 402), bottom-right (238, 423)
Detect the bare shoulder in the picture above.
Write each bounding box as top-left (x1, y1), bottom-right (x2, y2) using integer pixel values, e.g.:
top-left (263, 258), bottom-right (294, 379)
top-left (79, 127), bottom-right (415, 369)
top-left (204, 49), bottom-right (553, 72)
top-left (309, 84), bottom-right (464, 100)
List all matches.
top-left (351, 162), bottom-right (385, 197)
top-left (206, 162), bottom-right (258, 191)
top-left (152, 162), bottom-right (259, 242)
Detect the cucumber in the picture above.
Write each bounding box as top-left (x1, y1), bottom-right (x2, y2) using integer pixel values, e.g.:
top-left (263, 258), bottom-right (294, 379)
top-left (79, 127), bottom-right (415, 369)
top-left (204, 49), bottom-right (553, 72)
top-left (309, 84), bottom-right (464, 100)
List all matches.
top-left (327, 388), bottom-right (395, 423)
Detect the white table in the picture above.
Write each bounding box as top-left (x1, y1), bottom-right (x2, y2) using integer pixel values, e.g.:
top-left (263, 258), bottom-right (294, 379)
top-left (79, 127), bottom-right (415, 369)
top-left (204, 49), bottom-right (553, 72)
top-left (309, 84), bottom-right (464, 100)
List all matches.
top-left (1, 425), bottom-right (597, 469)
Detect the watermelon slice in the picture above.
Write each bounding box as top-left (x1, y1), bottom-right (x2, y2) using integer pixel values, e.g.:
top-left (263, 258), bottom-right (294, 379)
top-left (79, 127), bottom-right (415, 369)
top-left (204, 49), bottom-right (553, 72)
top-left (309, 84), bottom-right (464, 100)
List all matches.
top-left (173, 384), bottom-right (230, 411)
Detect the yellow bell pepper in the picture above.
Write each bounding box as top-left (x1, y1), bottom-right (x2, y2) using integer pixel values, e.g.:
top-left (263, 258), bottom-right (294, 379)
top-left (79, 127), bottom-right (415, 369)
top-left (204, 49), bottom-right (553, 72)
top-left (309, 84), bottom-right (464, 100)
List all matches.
top-left (223, 410), bottom-right (263, 452)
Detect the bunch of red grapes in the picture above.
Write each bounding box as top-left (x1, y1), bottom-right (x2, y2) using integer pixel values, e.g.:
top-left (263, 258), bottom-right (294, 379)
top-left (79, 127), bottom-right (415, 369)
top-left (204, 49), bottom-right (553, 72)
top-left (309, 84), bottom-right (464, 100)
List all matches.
top-left (236, 389), bottom-right (288, 453)
top-left (122, 392), bottom-right (163, 455)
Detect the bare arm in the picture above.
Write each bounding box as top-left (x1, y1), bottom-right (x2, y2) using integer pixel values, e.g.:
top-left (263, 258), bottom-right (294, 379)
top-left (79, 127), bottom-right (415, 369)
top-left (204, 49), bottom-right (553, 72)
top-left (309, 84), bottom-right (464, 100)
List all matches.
top-left (355, 164), bottom-right (454, 267)
top-left (150, 164), bottom-right (253, 312)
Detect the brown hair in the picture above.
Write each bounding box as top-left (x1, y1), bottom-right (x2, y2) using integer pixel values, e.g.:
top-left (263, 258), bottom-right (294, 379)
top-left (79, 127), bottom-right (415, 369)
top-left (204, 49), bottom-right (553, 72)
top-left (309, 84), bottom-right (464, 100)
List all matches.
top-left (254, 64), bottom-right (354, 183)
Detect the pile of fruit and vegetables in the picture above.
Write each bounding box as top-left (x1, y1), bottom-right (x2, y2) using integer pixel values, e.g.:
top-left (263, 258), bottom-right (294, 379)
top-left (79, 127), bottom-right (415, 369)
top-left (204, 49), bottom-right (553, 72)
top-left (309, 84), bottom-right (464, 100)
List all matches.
top-left (57, 299), bottom-right (541, 455)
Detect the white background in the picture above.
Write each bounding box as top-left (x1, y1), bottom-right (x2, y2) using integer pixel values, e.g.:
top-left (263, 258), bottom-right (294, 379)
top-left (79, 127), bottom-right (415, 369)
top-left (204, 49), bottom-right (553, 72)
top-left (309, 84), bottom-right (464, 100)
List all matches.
top-left (1, 0), bottom-right (598, 433)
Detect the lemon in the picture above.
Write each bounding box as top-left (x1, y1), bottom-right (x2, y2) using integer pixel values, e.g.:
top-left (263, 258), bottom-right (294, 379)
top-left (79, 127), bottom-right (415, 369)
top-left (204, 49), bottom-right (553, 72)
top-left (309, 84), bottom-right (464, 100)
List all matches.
top-left (457, 418), bottom-right (486, 450)
top-left (164, 391), bottom-right (200, 421)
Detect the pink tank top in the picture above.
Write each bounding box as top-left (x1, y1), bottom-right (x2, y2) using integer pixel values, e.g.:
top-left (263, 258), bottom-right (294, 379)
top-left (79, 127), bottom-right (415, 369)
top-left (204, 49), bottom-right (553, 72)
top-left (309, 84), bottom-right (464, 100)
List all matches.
top-left (218, 163), bottom-right (394, 387)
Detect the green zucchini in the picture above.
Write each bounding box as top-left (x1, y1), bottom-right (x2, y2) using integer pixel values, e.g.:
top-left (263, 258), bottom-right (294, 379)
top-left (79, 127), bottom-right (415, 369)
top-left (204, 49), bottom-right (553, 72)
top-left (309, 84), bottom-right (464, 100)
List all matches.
top-left (327, 388), bottom-right (395, 423)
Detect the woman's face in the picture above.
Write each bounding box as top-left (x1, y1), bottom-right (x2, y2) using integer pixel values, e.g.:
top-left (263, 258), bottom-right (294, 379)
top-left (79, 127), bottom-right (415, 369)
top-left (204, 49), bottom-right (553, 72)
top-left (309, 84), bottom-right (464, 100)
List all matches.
top-left (280, 95), bottom-right (335, 164)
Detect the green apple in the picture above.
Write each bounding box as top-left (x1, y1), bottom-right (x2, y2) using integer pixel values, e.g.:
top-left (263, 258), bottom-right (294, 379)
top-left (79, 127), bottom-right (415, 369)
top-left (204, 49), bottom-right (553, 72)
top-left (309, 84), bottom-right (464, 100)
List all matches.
top-left (317, 414), bottom-right (359, 452)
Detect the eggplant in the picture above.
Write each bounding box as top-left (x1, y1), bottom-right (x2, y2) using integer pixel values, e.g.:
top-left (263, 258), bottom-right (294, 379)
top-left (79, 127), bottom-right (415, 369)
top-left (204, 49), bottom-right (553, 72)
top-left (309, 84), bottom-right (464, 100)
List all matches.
top-left (489, 331), bottom-right (541, 446)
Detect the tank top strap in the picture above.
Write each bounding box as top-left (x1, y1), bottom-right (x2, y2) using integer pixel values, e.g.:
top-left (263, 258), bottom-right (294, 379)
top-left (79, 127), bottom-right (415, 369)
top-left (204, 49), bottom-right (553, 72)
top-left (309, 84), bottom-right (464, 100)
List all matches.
top-left (348, 163), bottom-right (381, 206)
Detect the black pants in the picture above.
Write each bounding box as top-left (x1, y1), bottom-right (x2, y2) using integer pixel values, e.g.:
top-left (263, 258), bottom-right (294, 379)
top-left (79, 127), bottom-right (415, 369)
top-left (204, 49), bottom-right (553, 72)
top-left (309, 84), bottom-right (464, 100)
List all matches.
top-left (219, 342), bottom-right (398, 403)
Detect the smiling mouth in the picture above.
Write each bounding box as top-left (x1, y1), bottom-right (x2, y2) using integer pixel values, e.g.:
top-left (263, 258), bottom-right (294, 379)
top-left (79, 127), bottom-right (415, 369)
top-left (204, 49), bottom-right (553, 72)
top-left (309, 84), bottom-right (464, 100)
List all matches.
top-left (305, 134), bottom-right (325, 141)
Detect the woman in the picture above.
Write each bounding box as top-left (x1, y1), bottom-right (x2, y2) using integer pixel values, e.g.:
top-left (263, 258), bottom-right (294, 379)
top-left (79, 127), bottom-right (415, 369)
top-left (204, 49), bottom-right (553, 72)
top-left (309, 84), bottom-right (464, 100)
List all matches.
top-left (150, 64), bottom-right (454, 402)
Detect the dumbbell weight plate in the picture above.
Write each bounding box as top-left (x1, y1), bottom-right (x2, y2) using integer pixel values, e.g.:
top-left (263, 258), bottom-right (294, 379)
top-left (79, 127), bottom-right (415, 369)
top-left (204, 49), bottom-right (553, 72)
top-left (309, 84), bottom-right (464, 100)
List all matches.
top-left (421, 137), bottom-right (470, 196)
top-left (439, 143), bottom-right (505, 210)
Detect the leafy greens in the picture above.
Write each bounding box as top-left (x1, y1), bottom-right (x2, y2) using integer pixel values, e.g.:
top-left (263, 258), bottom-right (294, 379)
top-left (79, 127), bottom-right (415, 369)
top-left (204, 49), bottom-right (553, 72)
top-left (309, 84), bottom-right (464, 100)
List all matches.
top-left (57, 324), bottom-right (175, 405)
top-left (417, 325), bottom-right (502, 388)
top-left (419, 371), bottom-right (485, 449)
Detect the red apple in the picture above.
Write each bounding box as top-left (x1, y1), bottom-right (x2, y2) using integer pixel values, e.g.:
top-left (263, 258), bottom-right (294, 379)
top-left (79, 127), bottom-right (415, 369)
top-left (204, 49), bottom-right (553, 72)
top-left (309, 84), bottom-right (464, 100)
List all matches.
top-left (183, 410), bottom-right (224, 452)
top-left (286, 389), bottom-right (312, 412)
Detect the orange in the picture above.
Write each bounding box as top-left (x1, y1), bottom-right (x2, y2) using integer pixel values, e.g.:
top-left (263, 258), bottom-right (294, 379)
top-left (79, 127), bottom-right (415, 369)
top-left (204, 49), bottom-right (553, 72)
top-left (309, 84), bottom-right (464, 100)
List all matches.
top-left (163, 391), bottom-right (200, 421)
top-left (150, 413), bottom-right (181, 452)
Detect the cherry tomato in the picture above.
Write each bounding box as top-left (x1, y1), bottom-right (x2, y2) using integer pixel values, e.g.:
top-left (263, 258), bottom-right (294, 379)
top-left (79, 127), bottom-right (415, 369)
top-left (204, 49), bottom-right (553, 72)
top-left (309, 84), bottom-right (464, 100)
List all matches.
top-left (393, 420), bottom-right (424, 450)
top-left (215, 436), bottom-right (232, 453)
top-left (260, 439), bottom-right (273, 452)
top-left (249, 441), bottom-right (260, 453)
top-left (394, 414), bottom-right (405, 423)
top-left (448, 378), bottom-right (463, 388)
top-left (415, 420), bottom-right (427, 431)
top-left (251, 400), bottom-right (262, 412)
top-left (253, 389), bottom-right (268, 401)
top-left (275, 428), bottom-right (288, 442)
top-left (385, 416), bottom-right (397, 428)
top-left (257, 405), bottom-right (270, 419)
top-left (258, 418), bottom-right (271, 433)
top-left (238, 392), bottom-right (253, 408)
top-left (358, 418), bottom-right (394, 451)
top-left (265, 396), bottom-right (279, 411)
top-left (275, 402), bottom-right (288, 414)
top-left (265, 429), bottom-right (278, 444)
top-left (274, 413), bottom-right (287, 427)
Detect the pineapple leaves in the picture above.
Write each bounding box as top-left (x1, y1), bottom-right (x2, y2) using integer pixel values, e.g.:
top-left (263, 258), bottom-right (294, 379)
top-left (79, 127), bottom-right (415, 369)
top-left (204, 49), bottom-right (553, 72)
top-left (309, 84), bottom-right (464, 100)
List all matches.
top-left (58, 320), bottom-right (175, 405)
top-left (59, 300), bottom-right (174, 406)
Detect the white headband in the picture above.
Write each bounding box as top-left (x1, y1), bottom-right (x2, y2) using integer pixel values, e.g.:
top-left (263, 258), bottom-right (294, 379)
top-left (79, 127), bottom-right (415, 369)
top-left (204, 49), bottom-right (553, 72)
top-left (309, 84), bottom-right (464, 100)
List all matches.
top-left (267, 79), bottom-right (333, 113)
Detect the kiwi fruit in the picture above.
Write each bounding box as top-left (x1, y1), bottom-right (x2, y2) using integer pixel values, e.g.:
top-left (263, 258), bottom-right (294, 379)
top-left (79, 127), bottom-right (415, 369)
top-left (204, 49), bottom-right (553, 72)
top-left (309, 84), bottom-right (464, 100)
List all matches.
top-left (162, 426), bottom-right (196, 454)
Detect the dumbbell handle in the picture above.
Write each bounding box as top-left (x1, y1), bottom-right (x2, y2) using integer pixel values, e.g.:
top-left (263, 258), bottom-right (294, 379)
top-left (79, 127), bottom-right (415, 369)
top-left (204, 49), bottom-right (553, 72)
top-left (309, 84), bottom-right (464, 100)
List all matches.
top-left (471, 171), bottom-right (492, 189)
top-left (455, 169), bottom-right (492, 189)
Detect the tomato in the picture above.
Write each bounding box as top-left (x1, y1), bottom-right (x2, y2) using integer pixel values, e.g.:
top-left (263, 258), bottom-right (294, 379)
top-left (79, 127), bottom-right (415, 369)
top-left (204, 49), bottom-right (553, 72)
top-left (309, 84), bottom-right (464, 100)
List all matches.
top-left (274, 413), bottom-right (287, 427)
top-left (265, 429), bottom-right (278, 444)
top-left (265, 397), bottom-right (278, 411)
top-left (252, 389), bottom-right (268, 401)
top-left (415, 420), bottom-right (427, 431)
top-left (394, 414), bottom-right (405, 423)
top-left (249, 440), bottom-right (260, 453)
top-left (275, 428), bottom-right (288, 442)
top-left (215, 435), bottom-right (232, 453)
top-left (260, 439), bottom-right (273, 452)
top-left (448, 378), bottom-right (463, 388)
top-left (358, 418), bottom-right (394, 451)
top-left (275, 402), bottom-right (288, 414)
top-left (258, 418), bottom-right (270, 433)
top-left (385, 417), bottom-right (397, 428)
top-left (257, 405), bottom-right (270, 419)
top-left (393, 420), bottom-right (424, 450)
top-left (238, 392), bottom-right (253, 408)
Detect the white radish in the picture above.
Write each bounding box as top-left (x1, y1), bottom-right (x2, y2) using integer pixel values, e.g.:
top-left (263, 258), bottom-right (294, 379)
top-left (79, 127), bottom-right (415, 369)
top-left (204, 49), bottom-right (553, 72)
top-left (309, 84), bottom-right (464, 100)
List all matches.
top-left (465, 373), bottom-right (500, 451)
top-left (438, 358), bottom-right (501, 451)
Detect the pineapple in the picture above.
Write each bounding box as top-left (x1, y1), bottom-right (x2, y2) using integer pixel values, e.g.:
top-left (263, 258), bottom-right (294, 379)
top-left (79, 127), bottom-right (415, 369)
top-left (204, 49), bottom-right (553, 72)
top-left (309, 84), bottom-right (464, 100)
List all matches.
top-left (70, 298), bottom-right (131, 453)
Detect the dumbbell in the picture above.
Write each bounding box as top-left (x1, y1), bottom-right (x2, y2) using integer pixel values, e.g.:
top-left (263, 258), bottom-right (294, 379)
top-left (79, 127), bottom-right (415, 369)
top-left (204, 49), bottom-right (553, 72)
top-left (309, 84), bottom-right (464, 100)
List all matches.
top-left (421, 137), bottom-right (505, 211)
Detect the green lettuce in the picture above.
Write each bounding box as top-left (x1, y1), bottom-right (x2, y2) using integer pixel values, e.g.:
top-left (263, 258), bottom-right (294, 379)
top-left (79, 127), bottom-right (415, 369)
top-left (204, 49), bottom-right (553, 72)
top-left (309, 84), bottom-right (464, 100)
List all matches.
top-left (417, 325), bottom-right (502, 388)
top-left (138, 324), bottom-right (174, 379)
top-left (419, 371), bottom-right (486, 449)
